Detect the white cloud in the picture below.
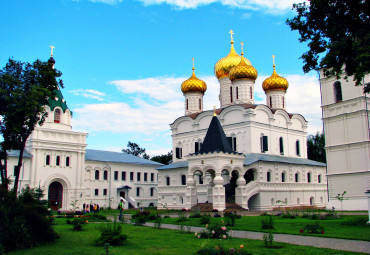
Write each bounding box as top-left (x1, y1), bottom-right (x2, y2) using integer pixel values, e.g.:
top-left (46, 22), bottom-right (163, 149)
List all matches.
top-left (88, 0), bottom-right (123, 4)
top-left (69, 89), bottom-right (106, 101)
top-left (137, 0), bottom-right (303, 12)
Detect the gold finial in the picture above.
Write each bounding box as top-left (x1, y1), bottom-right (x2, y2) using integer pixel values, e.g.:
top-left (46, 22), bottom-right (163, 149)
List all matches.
top-left (192, 57), bottom-right (195, 70)
top-left (229, 30), bottom-right (234, 43)
top-left (213, 106), bottom-right (217, 116)
top-left (240, 42), bottom-right (244, 56)
top-left (272, 55), bottom-right (276, 66)
top-left (49, 45), bottom-right (55, 57)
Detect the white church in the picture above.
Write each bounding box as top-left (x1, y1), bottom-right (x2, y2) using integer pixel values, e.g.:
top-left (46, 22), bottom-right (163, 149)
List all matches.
top-left (157, 32), bottom-right (328, 211)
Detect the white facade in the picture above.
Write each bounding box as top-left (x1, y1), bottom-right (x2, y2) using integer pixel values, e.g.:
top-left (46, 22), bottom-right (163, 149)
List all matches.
top-left (6, 87), bottom-right (161, 211)
top-left (320, 71), bottom-right (370, 210)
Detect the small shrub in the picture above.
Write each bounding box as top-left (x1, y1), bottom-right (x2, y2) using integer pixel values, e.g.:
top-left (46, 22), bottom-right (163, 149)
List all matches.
top-left (224, 212), bottom-right (241, 226)
top-left (200, 214), bottom-right (211, 225)
top-left (263, 231), bottom-right (274, 247)
top-left (148, 212), bottom-right (159, 220)
top-left (154, 215), bottom-right (162, 229)
top-left (261, 215), bottom-right (274, 230)
top-left (303, 222), bottom-right (324, 233)
top-left (196, 222), bottom-right (229, 239)
top-left (91, 213), bottom-right (107, 220)
top-left (341, 216), bottom-right (368, 226)
top-left (197, 244), bottom-right (252, 255)
top-left (71, 218), bottom-right (86, 231)
top-left (96, 221), bottom-right (128, 246)
top-left (132, 215), bottom-right (147, 225)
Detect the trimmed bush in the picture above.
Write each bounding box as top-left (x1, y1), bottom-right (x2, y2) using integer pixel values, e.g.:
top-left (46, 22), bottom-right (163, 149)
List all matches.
top-left (261, 215), bottom-right (274, 229)
top-left (96, 221), bottom-right (128, 246)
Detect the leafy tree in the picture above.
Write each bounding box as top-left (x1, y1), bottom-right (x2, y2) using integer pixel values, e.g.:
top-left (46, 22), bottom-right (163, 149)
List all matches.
top-left (122, 141), bottom-right (149, 159)
top-left (307, 132), bottom-right (326, 163)
top-left (287, 0), bottom-right (370, 92)
top-left (0, 58), bottom-right (62, 192)
top-left (150, 151), bottom-right (172, 165)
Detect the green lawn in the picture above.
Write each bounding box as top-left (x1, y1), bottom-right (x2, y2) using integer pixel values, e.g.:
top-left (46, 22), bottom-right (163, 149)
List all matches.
top-left (155, 214), bottom-right (370, 241)
top-left (6, 218), bottom-right (366, 255)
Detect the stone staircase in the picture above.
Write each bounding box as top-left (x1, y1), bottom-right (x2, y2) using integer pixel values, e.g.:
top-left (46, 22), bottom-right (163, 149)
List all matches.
top-left (191, 202), bottom-right (246, 212)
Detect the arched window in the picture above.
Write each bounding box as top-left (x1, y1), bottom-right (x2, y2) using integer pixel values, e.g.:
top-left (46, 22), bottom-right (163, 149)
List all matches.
top-left (166, 176), bottom-right (170, 186)
top-left (186, 99), bottom-right (189, 110)
top-left (104, 170), bottom-right (108, 180)
top-left (199, 98), bottom-right (201, 110)
top-left (296, 140), bottom-right (300, 156)
top-left (281, 172), bottom-right (286, 183)
top-left (66, 156), bottom-right (70, 167)
top-left (269, 97), bottom-right (272, 108)
top-left (95, 170), bottom-right (100, 180)
top-left (318, 174), bottom-right (321, 183)
top-left (150, 187), bottom-right (154, 197)
top-left (56, 156), bottom-right (60, 166)
top-left (181, 175), bottom-right (186, 185)
top-left (236, 87), bottom-right (239, 100)
top-left (282, 96), bottom-right (285, 108)
top-left (54, 109), bottom-right (61, 123)
top-left (307, 172), bottom-right (311, 183)
top-left (267, 171), bottom-right (271, 182)
top-left (136, 187), bottom-right (140, 197)
top-left (46, 155), bottom-right (50, 165)
top-left (230, 86), bottom-right (233, 103)
top-left (334, 81), bottom-right (343, 103)
top-left (250, 87), bottom-right (253, 99)
top-left (279, 137), bottom-right (284, 155)
top-left (295, 172), bottom-right (299, 182)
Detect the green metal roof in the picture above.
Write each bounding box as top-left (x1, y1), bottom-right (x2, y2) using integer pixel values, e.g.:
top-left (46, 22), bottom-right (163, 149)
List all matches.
top-left (48, 87), bottom-right (71, 114)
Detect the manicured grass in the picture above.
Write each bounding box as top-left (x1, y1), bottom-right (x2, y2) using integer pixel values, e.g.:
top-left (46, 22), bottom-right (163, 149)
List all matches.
top-left (156, 215), bottom-right (370, 241)
top-left (6, 218), bottom-right (365, 255)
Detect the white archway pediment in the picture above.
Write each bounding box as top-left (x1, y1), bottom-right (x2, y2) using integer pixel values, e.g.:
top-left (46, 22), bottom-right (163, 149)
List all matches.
top-left (44, 173), bottom-right (71, 190)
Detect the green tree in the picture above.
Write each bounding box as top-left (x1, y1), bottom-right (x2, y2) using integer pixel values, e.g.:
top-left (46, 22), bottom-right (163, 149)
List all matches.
top-left (151, 151), bottom-right (172, 165)
top-left (287, 0), bottom-right (370, 92)
top-left (122, 141), bottom-right (149, 159)
top-left (0, 59), bottom-right (62, 192)
top-left (307, 132), bottom-right (326, 163)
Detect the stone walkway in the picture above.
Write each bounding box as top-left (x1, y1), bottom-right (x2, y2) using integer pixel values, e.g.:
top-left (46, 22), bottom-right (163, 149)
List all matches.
top-left (141, 222), bottom-right (370, 254)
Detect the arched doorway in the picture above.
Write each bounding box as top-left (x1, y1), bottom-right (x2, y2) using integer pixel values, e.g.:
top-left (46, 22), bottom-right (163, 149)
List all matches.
top-left (310, 196), bottom-right (314, 206)
top-left (48, 181), bottom-right (63, 211)
top-left (227, 170), bottom-right (238, 202)
top-left (244, 169), bottom-right (254, 184)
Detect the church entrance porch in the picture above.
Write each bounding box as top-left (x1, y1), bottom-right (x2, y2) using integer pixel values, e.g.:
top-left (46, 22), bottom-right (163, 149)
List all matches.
top-left (48, 181), bottom-right (63, 211)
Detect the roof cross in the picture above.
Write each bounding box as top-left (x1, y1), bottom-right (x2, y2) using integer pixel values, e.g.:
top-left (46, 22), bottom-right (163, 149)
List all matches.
top-left (229, 30), bottom-right (234, 42)
top-left (241, 42), bottom-right (244, 55)
top-left (49, 45), bottom-right (55, 57)
top-left (192, 57), bottom-right (195, 70)
top-left (272, 54), bottom-right (276, 65)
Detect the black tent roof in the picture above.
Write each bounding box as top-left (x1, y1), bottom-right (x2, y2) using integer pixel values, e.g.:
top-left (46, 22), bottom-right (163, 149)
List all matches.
top-left (198, 115), bottom-right (233, 154)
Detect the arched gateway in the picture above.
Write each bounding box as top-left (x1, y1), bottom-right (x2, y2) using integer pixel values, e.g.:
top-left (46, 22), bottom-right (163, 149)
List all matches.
top-left (48, 181), bottom-right (63, 210)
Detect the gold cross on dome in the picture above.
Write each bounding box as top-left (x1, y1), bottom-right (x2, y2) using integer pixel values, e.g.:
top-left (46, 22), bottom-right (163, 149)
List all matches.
top-left (49, 45), bottom-right (55, 57)
top-left (192, 57), bottom-right (195, 69)
top-left (213, 105), bottom-right (217, 116)
top-left (229, 30), bottom-right (234, 41)
top-left (241, 42), bottom-right (244, 54)
top-left (272, 55), bottom-right (276, 65)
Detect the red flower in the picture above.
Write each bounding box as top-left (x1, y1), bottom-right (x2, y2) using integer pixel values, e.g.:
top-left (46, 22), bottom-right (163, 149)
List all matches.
top-left (299, 229), bottom-right (304, 233)
top-left (321, 231), bottom-right (325, 234)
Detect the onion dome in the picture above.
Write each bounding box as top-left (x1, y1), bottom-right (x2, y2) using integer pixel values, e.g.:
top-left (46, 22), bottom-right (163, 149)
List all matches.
top-left (262, 57), bottom-right (289, 92)
top-left (214, 30), bottom-right (252, 80)
top-left (48, 57), bottom-right (55, 64)
top-left (229, 44), bottom-right (258, 81)
top-left (181, 62), bottom-right (207, 94)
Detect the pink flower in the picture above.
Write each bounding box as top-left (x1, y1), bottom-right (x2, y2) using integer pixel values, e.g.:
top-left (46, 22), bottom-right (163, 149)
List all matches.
top-left (212, 230), bottom-right (215, 234)
top-left (195, 233), bottom-right (198, 236)
top-left (221, 227), bottom-right (226, 230)
top-left (198, 235), bottom-right (201, 238)
top-left (223, 235), bottom-right (227, 239)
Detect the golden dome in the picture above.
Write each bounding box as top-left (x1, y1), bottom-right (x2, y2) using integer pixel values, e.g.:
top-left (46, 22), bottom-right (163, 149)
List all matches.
top-left (214, 31), bottom-right (252, 80)
top-left (262, 64), bottom-right (289, 92)
top-left (229, 54), bottom-right (258, 81)
top-left (181, 66), bottom-right (207, 94)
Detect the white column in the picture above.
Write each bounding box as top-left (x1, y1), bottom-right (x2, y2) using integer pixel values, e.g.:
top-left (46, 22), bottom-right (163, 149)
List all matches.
top-left (235, 176), bottom-right (247, 209)
top-left (185, 175), bottom-right (197, 210)
top-left (207, 177), bottom-right (214, 203)
top-left (212, 173), bottom-right (226, 211)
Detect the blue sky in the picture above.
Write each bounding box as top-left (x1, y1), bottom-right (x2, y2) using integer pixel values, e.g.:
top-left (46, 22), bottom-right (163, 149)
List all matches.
top-left (0, 0), bottom-right (321, 156)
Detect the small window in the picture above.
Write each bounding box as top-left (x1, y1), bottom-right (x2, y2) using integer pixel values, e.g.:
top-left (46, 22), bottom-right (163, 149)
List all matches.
top-left (269, 97), bottom-right (272, 108)
top-left (318, 174), bottom-right (321, 183)
top-left (282, 172), bottom-right (286, 183)
top-left (199, 175), bottom-right (203, 184)
top-left (46, 155), bottom-right (50, 165)
top-left (181, 175), bottom-right (186, 185)
top-left (150, 187), bottom-right (154, 197)
top-left (175, 147), bottom-right (182, 159)
top-left (195, 142), bottom-right (200, 153)
top-left (267, 171), bottom-right (271, 182)
top-left (282, 96), bottom-right (285, 108)
top-left (104, 170), bottom-right (108, 180)
top-left (279, 137), bottom-right (284, 155)
top-left (295, 172), bottom-right (299, 183)
top-left (199, 98), bottom-right (201, 110)
top-left (114, 171), bottom-right (118, 181)
top-left (166, 176), bottom-right (170, 186)
top-left (230, 86), bottom-right (233, 103)
top-left (54, 109), bottom-right (61, 123)
top-left (307, 172), bottom-right (311, 183)
top-left (95, 170), bottom-right (99, 180)
top-left (334, 81), bottom-right (343, 103)
top-left (261, 135), bottom-right (268, 152)
top-left (122, 171), bottom-right (126, 181)
top-left (130, 172), bottom-right (134, 181)
top-left (186, 99), bottom-right (189, 110)
top-left (236, 87), bottom-right (239, 100)
top-left (66, 156), bottom-right (70, 167)
top-left (296, 140), bottom-right (300, 156)
top-left (151, 173), bottom-right (154, 182)
top-left (137, 172), bottom-right (141, 181)
top-left (250, 87), bottom-right (253, 99)
top-left (136, 187), bottom-right (140, 197)
top-left (144, 173), bottom-right (148, 182)
top-left (56, 156), bottom-right (60, 166)
top-left (103, 189), bottom-right (107, 196)
top-left (95, 189), bottom-right (99, 196)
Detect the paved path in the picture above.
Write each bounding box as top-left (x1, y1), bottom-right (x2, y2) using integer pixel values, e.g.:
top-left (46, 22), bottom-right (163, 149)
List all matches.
top-left (142, 222), bottom-right (370, 254)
